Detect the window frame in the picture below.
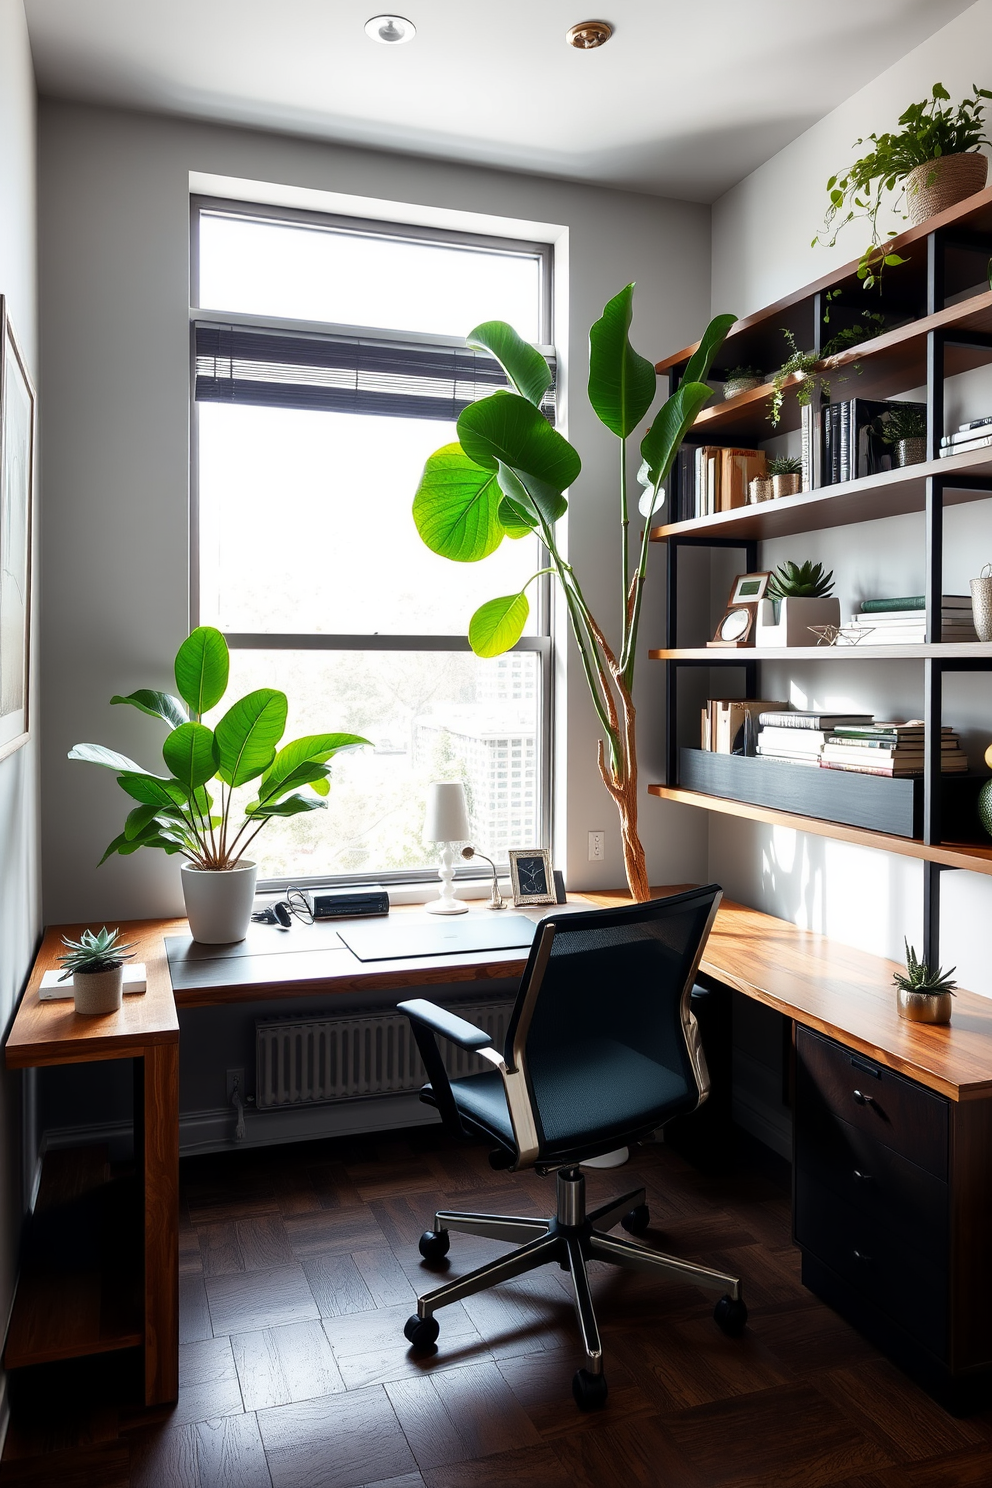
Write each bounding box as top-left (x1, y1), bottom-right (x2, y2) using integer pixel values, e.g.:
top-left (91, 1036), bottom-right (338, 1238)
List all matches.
top-left (189, 195), bottom-right (555, 892)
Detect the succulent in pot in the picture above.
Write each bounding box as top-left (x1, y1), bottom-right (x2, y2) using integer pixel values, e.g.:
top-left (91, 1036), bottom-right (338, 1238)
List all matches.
top-left (767, 455), bottom-right (803, 498)
top-left (723, 365), bottom-right (763, 401)
top-left (757, 560), bottom-right (840, 646)
top-left (893, 938), bottom-right (956, 1024)
top-left (69, 627), bottom-right (370, 944)
top-left (58, 926), bottom-right (136, 1016)
top-left (875, 403), bottom-right (927, 468)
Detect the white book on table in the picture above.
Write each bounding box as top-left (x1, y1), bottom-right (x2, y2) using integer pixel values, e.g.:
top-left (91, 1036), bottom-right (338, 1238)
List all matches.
top-left (39, 963), bottom-right (147, 1000)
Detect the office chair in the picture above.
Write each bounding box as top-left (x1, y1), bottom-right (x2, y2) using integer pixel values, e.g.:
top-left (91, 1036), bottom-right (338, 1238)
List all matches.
top-left (397, 885), bottom-right (747, 1410)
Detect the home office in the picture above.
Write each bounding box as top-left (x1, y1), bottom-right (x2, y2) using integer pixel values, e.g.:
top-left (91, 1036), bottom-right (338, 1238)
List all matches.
top-left (6, 1), bottom-right (992, 1483)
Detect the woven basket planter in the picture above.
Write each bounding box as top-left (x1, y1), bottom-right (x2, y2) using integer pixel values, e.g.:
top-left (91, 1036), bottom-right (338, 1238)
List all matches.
top-left (905, 153), bottom-right (988, 225)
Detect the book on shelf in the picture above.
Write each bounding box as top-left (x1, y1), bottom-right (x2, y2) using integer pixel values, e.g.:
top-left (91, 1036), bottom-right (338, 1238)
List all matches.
top-left (755, 751), bottom-right (822, 766)
top-left (701, 698), bottom-right (787, 753)
top-left (940, 422), bottom-right (992, 448)
top-left (800, 402), bottom-right (822, 491)
top-left (859, 595), bottom-right (971, 613)
top-left (820, 757), bottom-right (968, 776)
top-left (939, 433), bottom-right (992, 459)
top-left (756, 710), bottom-right (873, 729)
top-left (758, 726), bottom-right (829, 751)
top-left (822, 399), bottom-right (926, 485)
top-left (720, 448), bottom-right (766, 511)
top-left (676, 446), bottom-right (765, 519)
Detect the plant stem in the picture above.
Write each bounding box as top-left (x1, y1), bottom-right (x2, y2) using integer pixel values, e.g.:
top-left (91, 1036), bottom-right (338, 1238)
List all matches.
top-left (619, 436), bottom-right (629, 647)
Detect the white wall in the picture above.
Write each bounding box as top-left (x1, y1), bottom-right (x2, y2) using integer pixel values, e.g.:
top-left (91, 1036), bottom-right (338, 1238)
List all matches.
top-left (708, 0), bottom-right (992, 995)
top-left (0, 0), bottom-right (38, 1419)
top-left (38, 101), bottom-right (712, 923)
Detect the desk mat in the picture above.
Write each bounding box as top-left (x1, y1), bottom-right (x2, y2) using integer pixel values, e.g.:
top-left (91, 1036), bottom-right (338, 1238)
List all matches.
top-left (336, 914), bottom-right (537, 962)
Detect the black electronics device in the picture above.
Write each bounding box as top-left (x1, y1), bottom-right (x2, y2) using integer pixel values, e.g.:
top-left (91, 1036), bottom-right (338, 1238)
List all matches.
top-left (312, 885), bottom-right (390, 919)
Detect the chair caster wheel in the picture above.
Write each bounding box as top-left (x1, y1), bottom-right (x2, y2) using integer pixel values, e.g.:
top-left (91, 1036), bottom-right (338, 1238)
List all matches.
top-left (418, 1229), bottom-right (450, 1265)
top-left (404, 1314), bottom-right (440, 1352)
top-left (714, 1294), bottom-right (747, 1336)
top-left (620, 1204), bottom-right (649, 1236)
top-left (572, 1368), bottom-right (608, 1411)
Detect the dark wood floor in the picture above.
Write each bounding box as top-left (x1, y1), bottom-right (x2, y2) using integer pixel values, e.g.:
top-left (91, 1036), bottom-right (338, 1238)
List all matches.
top-left (3, 1125), bottom-right (992, 1487)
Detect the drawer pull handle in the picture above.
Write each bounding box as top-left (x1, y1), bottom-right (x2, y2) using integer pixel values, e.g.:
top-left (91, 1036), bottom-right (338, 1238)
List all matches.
top-left (852, 1170), bottom-right (873, 1184)
top-left (852, 1089), bottom-right (876, 1108)
top-left (853, 1249), bottom-right (872, 1264)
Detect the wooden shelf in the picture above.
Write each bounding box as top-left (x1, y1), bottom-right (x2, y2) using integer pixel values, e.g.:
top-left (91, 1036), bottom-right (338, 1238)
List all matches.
top-left (650, 643), bottom-right (992, 662)
top-left (648, 783), bottom-right (992, 876)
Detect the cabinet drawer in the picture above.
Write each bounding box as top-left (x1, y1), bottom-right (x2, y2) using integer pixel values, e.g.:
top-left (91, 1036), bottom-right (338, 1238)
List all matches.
top-left (796, 1110), bottom-right (947, 1256)
top-left (795, 1180), bottom-right (947, 1357)
top-left (796, 1026), bottom-right (948, 1179)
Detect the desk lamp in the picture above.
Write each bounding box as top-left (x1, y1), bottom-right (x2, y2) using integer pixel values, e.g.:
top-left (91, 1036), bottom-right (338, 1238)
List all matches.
top-left (462, 845), bottom-right (505, 909)
top-left (423, 782), bottom-right (470, 915)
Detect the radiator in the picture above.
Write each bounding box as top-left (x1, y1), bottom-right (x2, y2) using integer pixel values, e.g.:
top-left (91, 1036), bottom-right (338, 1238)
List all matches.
top-left (255, 1002), bottom-right (515, 1110)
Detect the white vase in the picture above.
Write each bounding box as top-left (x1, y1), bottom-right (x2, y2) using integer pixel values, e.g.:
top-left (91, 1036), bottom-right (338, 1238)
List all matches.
top-left (181, 861), bottom-right (258, 944)
top-left (755, 596), bottom-right (841, 647)
top-left (73, 965), bottom-right (123, 1016)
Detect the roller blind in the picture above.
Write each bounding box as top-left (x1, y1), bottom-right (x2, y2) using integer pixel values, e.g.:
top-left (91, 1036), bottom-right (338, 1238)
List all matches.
top-left (194, 323), bottom-right (556, 423)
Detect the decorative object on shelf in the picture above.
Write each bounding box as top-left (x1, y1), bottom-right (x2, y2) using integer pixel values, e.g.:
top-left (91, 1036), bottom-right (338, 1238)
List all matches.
top-left (461, 844), bottom-right (505, 909)
top-left (814, 83), bottom-right (992, 289)
top-left (893, 938), bottom-right (956, 1025)
top-left (767, 455), bottom-right (803, 498)
top-left (808, 623), bottom-right (874, 646)
top-left (68, 626), bottom-right (369, 944)
top-left (971, 564), bottom-right (992, 641)
top-left (411, 286), bottom-right (735, 901)
top-left (707, 572), bottom-right (771, 649)
top-left (748, 475), bottom-right (773, 504)
top-left (0, 300), bottom-right (36, 764)
top-left (702, 697), bottom-right (786, 752)
top-left (847, 595), bottom-right (977, 645)
top-left (722, 366), bottom-right (763, 400)
top-left (757, 560), bottom-right (841, 646)
top-left (978, 768), bottom-right (992, 837)
top-left (57, 926), bottom-right (135, 1016)
top-left (424, 782), bottom-right (471, 916)
top-left (874, 403), bottom-right (927, 467)
top-left (507, 847), bottom-right (555, 906)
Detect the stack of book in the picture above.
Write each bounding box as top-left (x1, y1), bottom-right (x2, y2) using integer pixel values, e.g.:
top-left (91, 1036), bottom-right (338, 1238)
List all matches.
top-left (846, 595), bottom-right (977, 645)
top-left (820, 723), bottom-right (968, 776)
top-left (939, 417), bottom-right (992, 460)
top-left (817, 399), bottom-right (926, 486)
top-left (756, 710), bottom-right (874, 765)
top-left (673, 445), bottom-right (766, 521)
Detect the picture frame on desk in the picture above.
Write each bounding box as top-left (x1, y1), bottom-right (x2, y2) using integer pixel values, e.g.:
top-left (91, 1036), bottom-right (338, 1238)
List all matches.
top-left (0, 300), bottom-right (36, 763)
top-left (508, 848), bottom-right (556, 906)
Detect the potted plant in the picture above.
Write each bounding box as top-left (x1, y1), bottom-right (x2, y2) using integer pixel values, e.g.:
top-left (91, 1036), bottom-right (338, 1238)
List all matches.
top-left (756, 561), bottom-right (840, 646)
top-left (411, 291), bottom-right (735, 900)
top-left (875, 404), bottom-right (927, 467)
top-left (768, 316), bottom-right (887, 427)
top-left (767, 455), bottom-right (803, 498)
top-left (57, 926), bottom-right (136, 1016)
top-left (894, 939), bottom-right (956, 1025)
top-left (69, 627), bottom-right (369, 944)
top-left (723, 365), bottom-right (763, 400)
top-left (815, 83), bottom-right (992, 290)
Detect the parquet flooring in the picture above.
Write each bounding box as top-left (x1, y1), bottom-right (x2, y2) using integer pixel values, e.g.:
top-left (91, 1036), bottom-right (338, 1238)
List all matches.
top-left (3, 1126), bottom-right (992, 1487)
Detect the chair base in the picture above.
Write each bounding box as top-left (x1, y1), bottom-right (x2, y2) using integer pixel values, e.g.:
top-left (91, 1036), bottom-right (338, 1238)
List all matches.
top-left (407, 1166), bottom-right (745, 1409)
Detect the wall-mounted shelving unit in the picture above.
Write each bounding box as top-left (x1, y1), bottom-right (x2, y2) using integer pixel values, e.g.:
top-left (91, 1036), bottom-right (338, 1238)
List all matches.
top-left (650, 185), bottom-right (992, 966)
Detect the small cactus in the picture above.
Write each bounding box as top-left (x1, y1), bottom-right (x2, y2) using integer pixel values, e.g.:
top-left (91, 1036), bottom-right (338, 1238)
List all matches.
top-left (768, 559), bottom-right (835, 599)
top-left (893, 938), bottom-right (957, 996)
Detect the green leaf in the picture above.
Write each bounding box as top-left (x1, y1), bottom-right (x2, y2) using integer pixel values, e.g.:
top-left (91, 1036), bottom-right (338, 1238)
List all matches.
top-left (457, 393), bottom-right (580, 493)
top-left (99, 831), bottom-right (142, 864)
top-left (163, 722), bottom-right (218, 792)
top-left (682, 313), bottom-right (737, 387)
top-left (413, 443), bottom-right (505, 562)
top-left (245, 793), bottom-right (327, 819)
top-left (110, 690), bottom-right (188, 730)
top-left (588, 284), bottom-right (657, 438)
top-left (258, 733), bottom-right (368, 805)
top-left (466, 321), bottom-right (552, 407)
top-left (214, 689), bottom-right (288, 787)
top-left (310, 776), bottom-right (330, 797)
top-left (496, 462), bottom-right (566, 529)
top-left (174, 627), bottom-right (229, 717)
top-left (468, 593), bottom-right (530, 658)
top-left (883, 254), bottom-right (909, 266)
top-left (124, 804), bottom-right (163, 840)
top-left (497, 495), bottom-right (535, 537)
top-left (68, 743), bottom-right (143, 773)
top-left (116, 772), bottom-right (189, 808)
top-left (639, 381), bottom-right (714, 489)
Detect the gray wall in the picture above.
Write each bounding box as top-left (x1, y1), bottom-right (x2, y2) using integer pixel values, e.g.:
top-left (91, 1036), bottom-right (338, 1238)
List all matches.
top-left (38, 100), bottom-right (713, 926)
top-left (0, 0), bottom-right (39, 1428)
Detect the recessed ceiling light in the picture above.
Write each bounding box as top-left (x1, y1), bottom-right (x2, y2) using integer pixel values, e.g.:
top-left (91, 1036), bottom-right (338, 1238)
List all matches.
top-left (566, 20), bottom-right (612, 48)
top-left (365, 14), bottom-right (416, 44)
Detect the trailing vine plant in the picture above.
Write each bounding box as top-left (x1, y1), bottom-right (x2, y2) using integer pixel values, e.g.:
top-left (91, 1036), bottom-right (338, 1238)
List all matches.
top-left (768, 312), bottom-right (888, 426)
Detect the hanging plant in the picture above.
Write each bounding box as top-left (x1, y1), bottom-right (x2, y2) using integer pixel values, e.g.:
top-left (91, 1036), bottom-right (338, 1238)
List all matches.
top-left (767, 313), bottom-right (888, 426)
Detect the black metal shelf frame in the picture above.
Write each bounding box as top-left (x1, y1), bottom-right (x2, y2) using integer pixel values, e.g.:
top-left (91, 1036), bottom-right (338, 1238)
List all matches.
top-left (661, 223), bottom-right (992, 968)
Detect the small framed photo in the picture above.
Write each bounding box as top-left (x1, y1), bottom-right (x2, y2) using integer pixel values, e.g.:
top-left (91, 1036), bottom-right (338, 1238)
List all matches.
top-left (728, 571), bottom-right (770, 605)
top-left (508, 848), bottom-right (556, 906)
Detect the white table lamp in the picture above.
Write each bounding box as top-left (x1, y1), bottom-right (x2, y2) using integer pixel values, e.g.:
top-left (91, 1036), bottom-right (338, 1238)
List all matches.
top-left (424, 782), bottom-right (470, 915)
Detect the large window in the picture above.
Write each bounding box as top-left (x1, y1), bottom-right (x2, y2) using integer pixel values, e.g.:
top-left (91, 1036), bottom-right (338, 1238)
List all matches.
top-left (192, 200), bottom-right (553, 886)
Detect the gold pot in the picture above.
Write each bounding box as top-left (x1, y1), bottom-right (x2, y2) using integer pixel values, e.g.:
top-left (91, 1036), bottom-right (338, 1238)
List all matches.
top-left (895, 437), bottom-right (926, 467)
top-left (905, 153), bottom-right (989, 226)
top-left (771, 473), bottom-right (802, 498)
top-left (896, 987), bottom-right (952, 1025)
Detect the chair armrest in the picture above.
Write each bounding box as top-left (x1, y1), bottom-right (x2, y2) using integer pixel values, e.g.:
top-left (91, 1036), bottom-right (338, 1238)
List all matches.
top-left (397, 998), bottom-right (494, 1052)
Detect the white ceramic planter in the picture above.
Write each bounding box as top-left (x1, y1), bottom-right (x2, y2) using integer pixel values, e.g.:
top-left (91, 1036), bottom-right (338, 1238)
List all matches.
top-left (181, 861), bottom-right (258, 944)
top-left (755, 596), bottom-right (841, 647)
top-left (73, 965), bottom-right (123, 1016)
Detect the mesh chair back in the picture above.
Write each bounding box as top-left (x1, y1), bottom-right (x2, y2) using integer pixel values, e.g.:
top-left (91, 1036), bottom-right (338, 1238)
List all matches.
top-left (503, 887), bottom-right (721, 1159)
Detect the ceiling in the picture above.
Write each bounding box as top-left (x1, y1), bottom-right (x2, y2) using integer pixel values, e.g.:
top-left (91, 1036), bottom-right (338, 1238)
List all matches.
top-left (23, 0), bottom-right (972, 201)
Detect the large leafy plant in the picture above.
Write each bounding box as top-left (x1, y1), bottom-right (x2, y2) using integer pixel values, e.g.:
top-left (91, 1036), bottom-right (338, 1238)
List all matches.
top-left (69, 627), bottom-right (369, 870)
top-left (814, 83), bottom-right (992, 289)
top-left (412, 287), bottom-right (734, 900)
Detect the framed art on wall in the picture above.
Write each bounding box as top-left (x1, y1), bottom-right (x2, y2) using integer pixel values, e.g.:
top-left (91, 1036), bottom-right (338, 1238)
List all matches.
top-left (507, 848), bottom-right (556, 906)
top-left (0, 300), bottom-right (35, 762)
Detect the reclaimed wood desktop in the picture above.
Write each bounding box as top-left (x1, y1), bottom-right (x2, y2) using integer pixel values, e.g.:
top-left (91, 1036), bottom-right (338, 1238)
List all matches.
top-left (10, 891), bottom-right (992, 1410)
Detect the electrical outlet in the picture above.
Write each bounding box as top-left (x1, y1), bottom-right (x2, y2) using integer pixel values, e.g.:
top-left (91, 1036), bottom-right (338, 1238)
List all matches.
top-left (226, 1067), bottom-right (244, 1103)
top-left (588, 831), bottom-right (605, 862)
